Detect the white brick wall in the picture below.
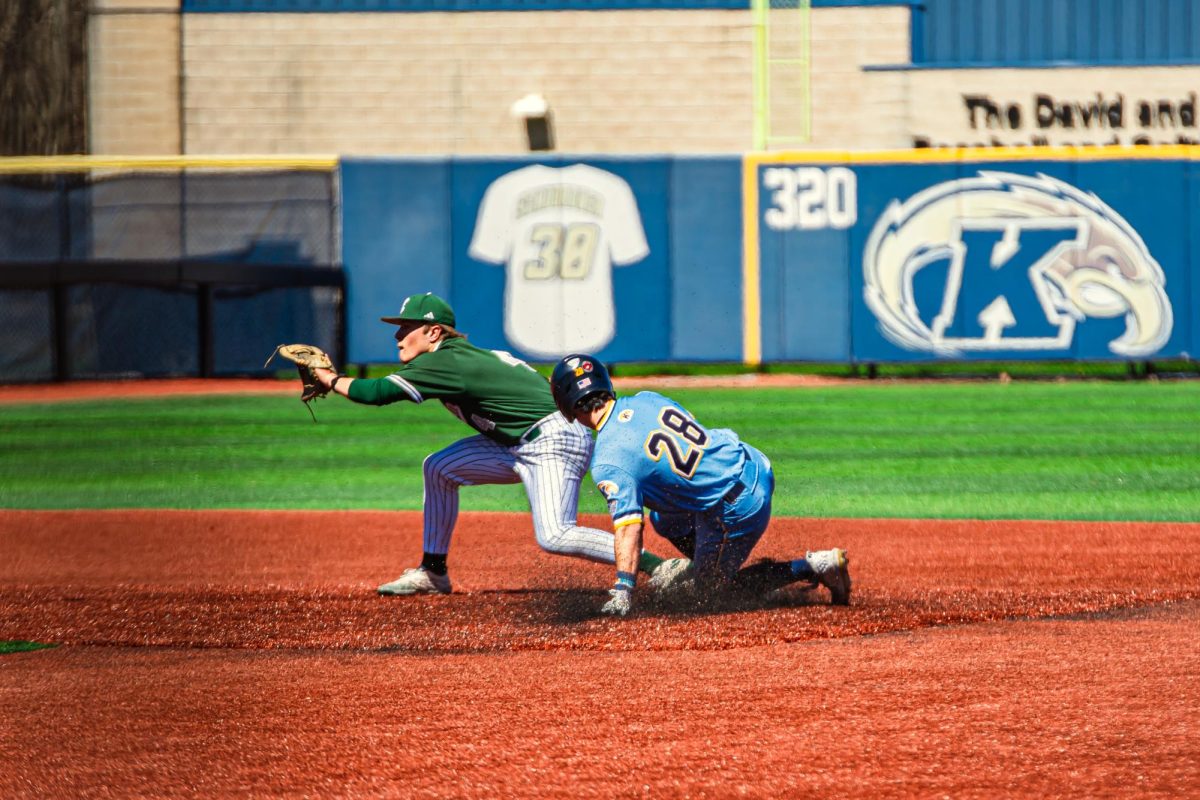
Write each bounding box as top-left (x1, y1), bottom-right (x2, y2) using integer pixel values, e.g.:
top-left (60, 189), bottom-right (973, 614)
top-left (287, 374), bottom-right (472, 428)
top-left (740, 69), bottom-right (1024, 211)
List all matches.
top-left (89, 6), bottom-right (914, 155)
top-left (90, 6), bottom-right (1200, 156)
top-left (88, 1), bottom-right (181, 154)
top-left (808, 7), bottom-right (912, 150)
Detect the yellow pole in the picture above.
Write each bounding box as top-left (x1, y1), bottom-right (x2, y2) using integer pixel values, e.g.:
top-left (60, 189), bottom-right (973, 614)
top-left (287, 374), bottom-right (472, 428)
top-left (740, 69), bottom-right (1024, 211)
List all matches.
top-left (752, 0), bottom-right (769, 151)
top-left (742, 153), bottom-right (763, 366)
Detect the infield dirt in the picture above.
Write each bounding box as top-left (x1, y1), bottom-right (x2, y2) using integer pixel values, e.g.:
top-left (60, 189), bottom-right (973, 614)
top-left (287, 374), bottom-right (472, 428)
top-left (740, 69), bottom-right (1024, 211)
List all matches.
top-left (3, 509), bottom-right (1199, 797)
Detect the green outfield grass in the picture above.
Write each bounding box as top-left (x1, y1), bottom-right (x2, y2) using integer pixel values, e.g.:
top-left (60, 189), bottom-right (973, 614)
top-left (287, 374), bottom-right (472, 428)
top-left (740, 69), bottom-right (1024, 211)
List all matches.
top-left (0, 641), bottom-right (55, 654)
top-left (2, 381), bottom-right (1198, 521)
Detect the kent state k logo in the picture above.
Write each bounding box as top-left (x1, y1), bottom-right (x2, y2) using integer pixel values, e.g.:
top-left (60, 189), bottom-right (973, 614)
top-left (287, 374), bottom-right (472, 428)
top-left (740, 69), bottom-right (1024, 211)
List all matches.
top-left (862, 172), bottom-right (1172, 356)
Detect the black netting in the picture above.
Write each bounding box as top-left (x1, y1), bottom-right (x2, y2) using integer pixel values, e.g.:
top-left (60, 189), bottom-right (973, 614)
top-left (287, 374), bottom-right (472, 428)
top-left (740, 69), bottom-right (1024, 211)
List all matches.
top-left (0, 168), bottom-right (341, 383)
top-left (65, 171), bottom-right (336, 263)
top-left (184, 172), bottom-right (335, 264)
top-left (0, 289), bottom-right (55, 381)
top-left (0, 181), bottom-right (66, 260)
top-left (212, 285), bottom-right (341, 375)
top-left (65, 284), bottom-right (199, 378)
top-left (70, 175), bottom-right (185, 260)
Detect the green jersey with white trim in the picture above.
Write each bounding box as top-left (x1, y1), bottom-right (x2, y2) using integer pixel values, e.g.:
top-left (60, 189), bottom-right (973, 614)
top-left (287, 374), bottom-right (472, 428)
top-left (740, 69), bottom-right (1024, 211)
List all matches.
top-left (346, 337), bottom-right (556, 445)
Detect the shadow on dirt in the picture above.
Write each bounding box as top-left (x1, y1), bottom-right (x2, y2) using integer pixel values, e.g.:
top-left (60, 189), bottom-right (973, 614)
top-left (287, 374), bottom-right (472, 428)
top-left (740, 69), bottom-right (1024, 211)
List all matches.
top-left (542, 583), bottom-right (826, 625)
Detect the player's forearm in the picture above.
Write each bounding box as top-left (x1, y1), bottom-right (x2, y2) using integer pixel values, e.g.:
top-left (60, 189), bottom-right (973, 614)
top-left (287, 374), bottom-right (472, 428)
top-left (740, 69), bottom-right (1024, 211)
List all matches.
top-left (314, 367), bottom-right (352, 398)
top-left (613, 522), bottom-right (644, 579)
top-left (314, 371), bottom-right (413, 406)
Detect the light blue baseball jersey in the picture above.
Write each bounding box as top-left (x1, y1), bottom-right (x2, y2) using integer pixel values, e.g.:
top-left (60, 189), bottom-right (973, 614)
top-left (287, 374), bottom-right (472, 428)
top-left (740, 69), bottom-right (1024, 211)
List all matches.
top-left (591, 391), bottom-right (748, 529)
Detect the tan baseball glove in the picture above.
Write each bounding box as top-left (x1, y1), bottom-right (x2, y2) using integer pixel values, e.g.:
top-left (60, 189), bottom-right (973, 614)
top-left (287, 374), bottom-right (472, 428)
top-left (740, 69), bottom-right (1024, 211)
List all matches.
top-left (265, 343), bottom-right (336, 420)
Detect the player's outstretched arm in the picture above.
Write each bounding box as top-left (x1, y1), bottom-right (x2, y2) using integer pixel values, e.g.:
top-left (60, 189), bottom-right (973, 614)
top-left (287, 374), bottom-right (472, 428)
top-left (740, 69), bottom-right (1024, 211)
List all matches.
top-left (601, 521), bottom-right (645, 617)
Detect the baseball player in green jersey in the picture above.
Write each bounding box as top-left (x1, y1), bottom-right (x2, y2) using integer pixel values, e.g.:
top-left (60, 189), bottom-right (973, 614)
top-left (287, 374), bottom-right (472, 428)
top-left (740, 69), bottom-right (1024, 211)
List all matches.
top-left (309, 292), bottom-right (668, 594)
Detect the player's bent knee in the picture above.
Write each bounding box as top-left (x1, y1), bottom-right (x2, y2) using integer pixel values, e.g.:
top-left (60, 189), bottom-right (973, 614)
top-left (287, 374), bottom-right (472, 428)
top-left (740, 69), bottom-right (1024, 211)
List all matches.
top-left (422, 453), bottom-right (442, 479)
top-left (423, 452), bottom-right (459, 487)
top-left (534, 524), bottom-right (585, 555)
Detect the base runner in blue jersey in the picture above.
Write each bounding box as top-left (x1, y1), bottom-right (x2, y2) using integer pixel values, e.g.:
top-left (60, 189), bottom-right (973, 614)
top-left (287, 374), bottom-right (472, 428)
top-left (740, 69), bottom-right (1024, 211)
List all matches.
top-left (550, 354), bottom-right (851, 617)
top-left (307, 294), bottom-right (671, 595)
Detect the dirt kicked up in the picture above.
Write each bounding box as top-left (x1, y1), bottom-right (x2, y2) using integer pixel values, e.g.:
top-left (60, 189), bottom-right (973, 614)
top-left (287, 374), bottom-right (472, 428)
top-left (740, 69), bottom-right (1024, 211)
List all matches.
top-left (3, 509), bottom-right (1199, 797)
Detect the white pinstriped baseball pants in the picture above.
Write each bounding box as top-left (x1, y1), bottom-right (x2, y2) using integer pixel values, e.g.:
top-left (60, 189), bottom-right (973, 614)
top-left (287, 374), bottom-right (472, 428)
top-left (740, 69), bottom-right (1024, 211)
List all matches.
top-left (421, 412), bottom-right (616, 564)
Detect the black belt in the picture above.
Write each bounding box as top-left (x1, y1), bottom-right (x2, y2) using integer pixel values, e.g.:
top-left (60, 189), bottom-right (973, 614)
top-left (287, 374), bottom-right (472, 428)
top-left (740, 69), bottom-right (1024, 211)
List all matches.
top-left (723, 482), bottom-right (744, 503)
top-left (519, 424), bottom-right (542, 444)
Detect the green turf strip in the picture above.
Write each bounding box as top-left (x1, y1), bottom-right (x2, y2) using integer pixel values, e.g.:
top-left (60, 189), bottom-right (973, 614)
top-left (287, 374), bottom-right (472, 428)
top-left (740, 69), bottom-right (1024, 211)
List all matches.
top-left (1, 381), bottom-right (1197, 520)
top-left (0, 641), bottom-right (56, 654)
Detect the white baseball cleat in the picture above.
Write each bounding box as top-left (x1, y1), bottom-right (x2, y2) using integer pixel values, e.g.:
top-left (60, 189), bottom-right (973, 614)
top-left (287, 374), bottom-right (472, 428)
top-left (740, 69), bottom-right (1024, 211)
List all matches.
top-left (648, 557), bottom-right (695, 596)
top-left (377, 567), bottom-right (452, 595)
top-left (805, 548), bottom-right (851, 605)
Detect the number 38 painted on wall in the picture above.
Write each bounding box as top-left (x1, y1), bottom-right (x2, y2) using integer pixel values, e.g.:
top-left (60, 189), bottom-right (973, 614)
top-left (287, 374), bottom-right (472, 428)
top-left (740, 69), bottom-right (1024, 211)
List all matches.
top-left (524, 222), bottom-right (600, 279)
top-left (762, 166), bottom-right (858, 231)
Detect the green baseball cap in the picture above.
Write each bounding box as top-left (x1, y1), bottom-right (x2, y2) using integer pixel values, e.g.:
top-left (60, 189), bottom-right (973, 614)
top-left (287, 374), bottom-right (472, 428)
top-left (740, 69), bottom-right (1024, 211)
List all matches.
top-left (380, 292), bottom-right (456, 327)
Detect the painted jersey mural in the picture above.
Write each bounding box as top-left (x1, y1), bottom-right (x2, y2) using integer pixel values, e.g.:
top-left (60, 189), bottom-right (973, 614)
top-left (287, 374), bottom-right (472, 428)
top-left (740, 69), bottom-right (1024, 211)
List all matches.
top-left (469, 164), bottom-right (649, 358)
top-left (862, 171), bottom-right (1172, 357)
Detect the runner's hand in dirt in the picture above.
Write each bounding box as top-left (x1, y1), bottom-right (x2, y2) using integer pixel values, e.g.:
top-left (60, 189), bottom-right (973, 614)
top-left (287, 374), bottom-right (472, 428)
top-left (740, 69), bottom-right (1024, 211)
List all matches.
top-left (600, 585), bottom-right (633, 616)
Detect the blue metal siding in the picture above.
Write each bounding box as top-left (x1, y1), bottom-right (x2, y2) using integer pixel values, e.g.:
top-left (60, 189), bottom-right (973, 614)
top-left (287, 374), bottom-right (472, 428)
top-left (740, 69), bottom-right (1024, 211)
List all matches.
top-left (977, 0), bottom-right (1000, 62)
top-left (1166, 1), bottom-right (1191, 59)
top-left (1047, 3), bottom-right (1072, 62)
top-left (997, 0), bottom-right (1023, 63)
top-left (1080, 1), bottom-right (1097, 59)
top-left (919, 0), bottom-right (1200, 66)
top-left (1145, 1), bottom-right (1167, 60)
top-left (1120, 0), bottom-right (1142, 61)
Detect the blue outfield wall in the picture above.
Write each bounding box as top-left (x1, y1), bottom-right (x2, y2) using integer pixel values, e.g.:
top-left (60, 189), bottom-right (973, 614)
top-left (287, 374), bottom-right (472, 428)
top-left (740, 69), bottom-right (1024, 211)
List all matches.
top-left (342, 149), bottom-right (1196, 365)
top-left (340, 156), bottom-right (742, 365)
top-left (750, 149), bottom-right (1195, 364)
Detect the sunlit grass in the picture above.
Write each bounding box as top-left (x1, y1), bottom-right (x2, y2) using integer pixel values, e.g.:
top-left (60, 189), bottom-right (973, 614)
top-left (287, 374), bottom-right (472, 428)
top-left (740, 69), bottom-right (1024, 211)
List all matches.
top-left (2, 381), bottom-right (1197, 520)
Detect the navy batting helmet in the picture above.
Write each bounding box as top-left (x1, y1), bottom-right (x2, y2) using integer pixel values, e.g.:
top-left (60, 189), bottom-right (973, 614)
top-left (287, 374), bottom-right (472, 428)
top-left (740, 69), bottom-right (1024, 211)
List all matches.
top-left (550, 354), bottom-right (615, 419)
